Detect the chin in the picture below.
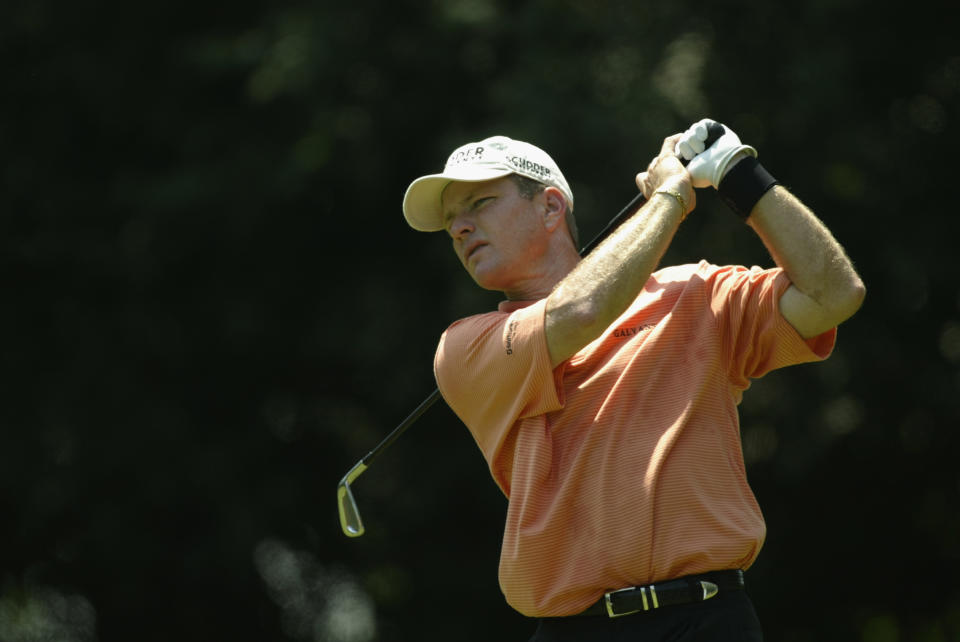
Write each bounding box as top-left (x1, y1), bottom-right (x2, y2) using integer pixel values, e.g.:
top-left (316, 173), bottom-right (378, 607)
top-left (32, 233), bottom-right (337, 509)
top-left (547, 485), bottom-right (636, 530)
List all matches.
top-left (470, 265), bottom-right (508, 292)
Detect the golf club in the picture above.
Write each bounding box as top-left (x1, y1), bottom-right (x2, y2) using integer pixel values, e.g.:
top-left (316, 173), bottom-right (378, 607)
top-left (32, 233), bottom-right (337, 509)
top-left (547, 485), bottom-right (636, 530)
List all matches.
top-left (338, 123), bottom-right (725, 537)
top-left (338, 389), bottom-right (441, 537)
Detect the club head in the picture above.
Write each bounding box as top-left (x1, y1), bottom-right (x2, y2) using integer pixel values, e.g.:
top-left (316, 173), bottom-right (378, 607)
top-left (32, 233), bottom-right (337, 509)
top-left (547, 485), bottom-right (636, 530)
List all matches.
top-left (337, 461), bottom-right (368, 537)
top-left (337, 481), bottom-right (364, 537)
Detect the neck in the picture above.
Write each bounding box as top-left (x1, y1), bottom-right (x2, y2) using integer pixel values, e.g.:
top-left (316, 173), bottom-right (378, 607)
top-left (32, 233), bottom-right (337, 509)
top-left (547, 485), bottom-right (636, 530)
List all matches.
top-left (502, 243), bottom-right (581, 301)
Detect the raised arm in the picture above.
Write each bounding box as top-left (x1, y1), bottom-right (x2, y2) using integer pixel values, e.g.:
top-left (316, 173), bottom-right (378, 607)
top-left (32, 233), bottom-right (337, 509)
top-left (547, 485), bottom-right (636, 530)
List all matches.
top-left (675, 118), bottom-right (865, 339)
top-left (544, 135), bottom-right (695, 367)
top-left (747, 187), bottom-right (865, 338)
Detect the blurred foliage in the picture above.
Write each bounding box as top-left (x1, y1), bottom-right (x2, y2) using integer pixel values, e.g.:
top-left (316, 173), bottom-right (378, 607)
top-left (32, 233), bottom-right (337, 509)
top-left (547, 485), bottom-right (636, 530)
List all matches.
top-left (1, 0), bottom-right (958, 640)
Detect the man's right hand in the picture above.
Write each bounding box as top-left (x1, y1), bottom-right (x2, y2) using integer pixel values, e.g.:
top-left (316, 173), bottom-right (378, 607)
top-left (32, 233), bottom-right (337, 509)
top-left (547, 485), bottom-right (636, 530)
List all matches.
top-left (635, 133), bottom-right (695, 217)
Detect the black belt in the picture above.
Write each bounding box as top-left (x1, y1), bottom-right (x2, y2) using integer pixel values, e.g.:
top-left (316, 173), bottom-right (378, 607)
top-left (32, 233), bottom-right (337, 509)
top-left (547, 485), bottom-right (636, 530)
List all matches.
top-left (577, 569), bottom-right (745, 618)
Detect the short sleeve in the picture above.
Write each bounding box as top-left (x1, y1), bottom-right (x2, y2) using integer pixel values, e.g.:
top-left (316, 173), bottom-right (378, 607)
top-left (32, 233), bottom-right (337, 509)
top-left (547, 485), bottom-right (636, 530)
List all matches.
top-left (706, 264), bottom-right (836, 390)
top-left (434, 298), bottom-right (564, 461)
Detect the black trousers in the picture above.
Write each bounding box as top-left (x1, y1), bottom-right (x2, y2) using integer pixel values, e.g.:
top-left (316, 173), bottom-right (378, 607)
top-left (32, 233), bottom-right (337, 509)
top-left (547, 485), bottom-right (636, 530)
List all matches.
top-left (528, 590), bottom-right (763, 642)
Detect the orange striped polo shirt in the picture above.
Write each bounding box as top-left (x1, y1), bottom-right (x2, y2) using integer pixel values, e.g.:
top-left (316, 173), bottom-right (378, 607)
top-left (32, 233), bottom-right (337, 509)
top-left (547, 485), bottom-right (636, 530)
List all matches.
top-left (434, 261), bottom-right (836, 617)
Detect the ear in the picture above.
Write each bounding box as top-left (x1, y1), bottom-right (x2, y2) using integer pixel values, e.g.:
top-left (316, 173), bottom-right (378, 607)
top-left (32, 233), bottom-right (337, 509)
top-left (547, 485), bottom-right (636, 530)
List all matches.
top-left (541, 186), bottom-right (567, 232)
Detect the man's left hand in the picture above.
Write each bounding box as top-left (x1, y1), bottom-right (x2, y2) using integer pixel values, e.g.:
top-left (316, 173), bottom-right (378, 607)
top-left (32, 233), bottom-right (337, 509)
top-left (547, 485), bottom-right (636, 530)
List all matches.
top-left (675, 118), bottom-right (757, 189)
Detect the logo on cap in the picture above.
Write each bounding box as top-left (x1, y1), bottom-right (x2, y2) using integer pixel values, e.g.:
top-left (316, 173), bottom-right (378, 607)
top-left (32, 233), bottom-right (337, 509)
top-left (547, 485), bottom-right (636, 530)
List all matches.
top-left (447, 146), bottom-right (485, 166)
top-left (507, 156), bottom-right (552, 179)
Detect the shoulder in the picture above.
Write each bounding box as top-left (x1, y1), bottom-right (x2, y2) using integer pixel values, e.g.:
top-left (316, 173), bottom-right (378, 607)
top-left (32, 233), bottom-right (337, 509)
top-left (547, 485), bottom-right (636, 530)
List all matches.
top-left (433, 299), bottom-right (560, 432)
top-left (444, 310), bottom-right (510, 335)
top-left (647, 261), bottom-right (724, 297)
top-left (646, 262), bottom-right (789, 313)
top-left (659, 261), bottom-right (785, 291)
top-left (651, 260), bottom-right (728, 284)
top-left (438, 300), bottom-right (547, 361)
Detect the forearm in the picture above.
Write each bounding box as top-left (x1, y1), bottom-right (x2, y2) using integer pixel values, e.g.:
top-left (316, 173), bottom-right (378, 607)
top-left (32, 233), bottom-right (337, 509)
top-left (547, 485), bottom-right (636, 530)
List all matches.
top-left (747, 186), bottom-right (866, 337)
top-left (545, 183), bottom-right (689, 366)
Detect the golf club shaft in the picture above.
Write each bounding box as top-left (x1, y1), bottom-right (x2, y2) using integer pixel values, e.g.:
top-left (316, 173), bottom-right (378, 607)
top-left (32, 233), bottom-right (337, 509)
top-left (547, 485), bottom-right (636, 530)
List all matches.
top-left (360, 388), bottom-right (442, 468)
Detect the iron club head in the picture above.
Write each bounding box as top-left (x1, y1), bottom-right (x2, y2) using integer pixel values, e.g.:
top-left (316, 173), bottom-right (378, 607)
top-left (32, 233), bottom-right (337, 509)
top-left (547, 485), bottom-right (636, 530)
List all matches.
top-left (337, 461), bottom-right (368, 537)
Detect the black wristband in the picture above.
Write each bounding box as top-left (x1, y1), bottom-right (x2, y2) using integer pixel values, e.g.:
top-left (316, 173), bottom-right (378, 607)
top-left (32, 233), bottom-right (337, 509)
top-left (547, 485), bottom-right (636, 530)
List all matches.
top-left (717, 156), bottom-right (779, 219)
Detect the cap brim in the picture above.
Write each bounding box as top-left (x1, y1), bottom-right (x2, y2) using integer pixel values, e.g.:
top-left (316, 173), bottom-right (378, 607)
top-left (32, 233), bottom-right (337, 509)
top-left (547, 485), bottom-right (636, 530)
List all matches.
top-left (402, 167), bottom-right (513, 232)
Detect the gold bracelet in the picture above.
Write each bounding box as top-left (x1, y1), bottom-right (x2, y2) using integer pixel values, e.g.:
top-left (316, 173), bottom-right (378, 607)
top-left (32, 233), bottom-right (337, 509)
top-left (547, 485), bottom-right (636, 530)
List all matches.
top-left (655, 189), bottom-right (687, 219)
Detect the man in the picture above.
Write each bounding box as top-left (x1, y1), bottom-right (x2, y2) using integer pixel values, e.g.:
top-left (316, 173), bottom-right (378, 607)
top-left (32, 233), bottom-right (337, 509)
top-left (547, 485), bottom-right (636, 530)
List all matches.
top-left (401, 120), bottom-right (865, 641)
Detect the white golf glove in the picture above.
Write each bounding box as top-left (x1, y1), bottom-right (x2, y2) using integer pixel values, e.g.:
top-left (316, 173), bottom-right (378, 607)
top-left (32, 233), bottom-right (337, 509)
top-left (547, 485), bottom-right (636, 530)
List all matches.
top-left (675, 118), bottom-right (757, 189)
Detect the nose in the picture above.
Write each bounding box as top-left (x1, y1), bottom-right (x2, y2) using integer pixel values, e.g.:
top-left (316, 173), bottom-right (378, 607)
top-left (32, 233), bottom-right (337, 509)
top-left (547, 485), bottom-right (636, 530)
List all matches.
top-left (448, 212), bottom-right (475, 240)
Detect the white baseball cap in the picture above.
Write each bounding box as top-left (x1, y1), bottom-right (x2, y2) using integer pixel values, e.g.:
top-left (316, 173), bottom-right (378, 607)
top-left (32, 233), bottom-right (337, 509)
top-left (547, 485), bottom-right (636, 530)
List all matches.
top-left (402, 135), bottom-right (574, 232)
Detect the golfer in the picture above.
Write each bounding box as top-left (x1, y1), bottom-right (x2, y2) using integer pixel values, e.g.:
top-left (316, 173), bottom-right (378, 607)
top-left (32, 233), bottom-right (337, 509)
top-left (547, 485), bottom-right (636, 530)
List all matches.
top-left (402, 120), bottom-right (864, 641)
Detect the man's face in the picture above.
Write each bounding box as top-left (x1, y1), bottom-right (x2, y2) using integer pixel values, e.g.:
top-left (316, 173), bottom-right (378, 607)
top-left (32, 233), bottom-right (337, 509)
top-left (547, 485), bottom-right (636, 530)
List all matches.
top-left (441, 176), bottom-right (547, 292)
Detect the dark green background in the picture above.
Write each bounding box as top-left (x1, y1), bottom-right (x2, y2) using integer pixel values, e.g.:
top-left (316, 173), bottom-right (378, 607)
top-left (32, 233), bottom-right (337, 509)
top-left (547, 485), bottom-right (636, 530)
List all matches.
top-left (2, 0), bottom-right (958, 640)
